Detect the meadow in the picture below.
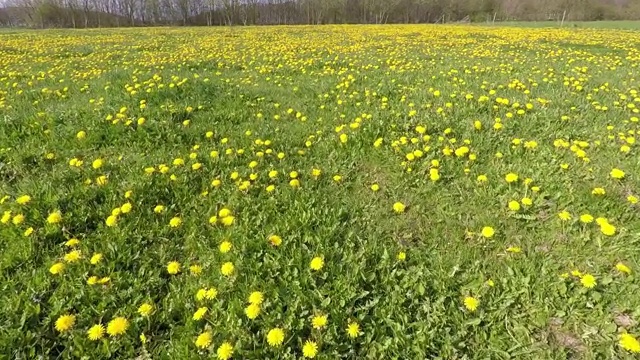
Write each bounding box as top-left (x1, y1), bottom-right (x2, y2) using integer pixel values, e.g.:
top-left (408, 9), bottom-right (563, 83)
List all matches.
top-left (1, 25), bottom-right (640, 359)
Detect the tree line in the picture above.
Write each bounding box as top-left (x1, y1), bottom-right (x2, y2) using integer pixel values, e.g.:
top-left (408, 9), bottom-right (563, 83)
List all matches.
top-left (0, 0), bottom-right (639, 28)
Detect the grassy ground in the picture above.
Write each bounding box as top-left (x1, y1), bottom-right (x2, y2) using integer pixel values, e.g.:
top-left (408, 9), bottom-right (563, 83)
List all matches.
top-left (1, 25), bottom-right (640, 359)
top-left (491, 20), bottom-right (640, 29)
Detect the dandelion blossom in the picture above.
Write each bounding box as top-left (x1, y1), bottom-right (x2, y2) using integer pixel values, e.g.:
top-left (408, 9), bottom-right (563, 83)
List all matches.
top-left (619, 333), bottom-right (640, 353)
top-left (269, 235), bottom-right (282, 246)
top-left (138, 303), bottom-right (154, 317)
top-left (347, 322), bottom-right (360, 338)
top-left (580, 274), bottom-right (597, 288)
top-left (481, 227), bottom-right (495, 238)
top-left (221, 262), bottom-right (234, 276)
top-left (167, 261), bottom-right (181, 275)
top-left (87, 324), bottom-right (105, 340)
top-left (464, 296), bottom-right (479, 312)
top-left (393, 202), bottom-right (406, 213)
top-left (245, 303), bottom-right (261, 319)
top-left (302, 340), bottom-right (318, 358)
top-left (47, 210), bottom-right (62, 224)
top-left (616, 263), bottom-right (631, 274)
top-left (195, 331), bottom-right (212, 349)
top-left (193, 307), bottom-right (208, 320)
top-left (312, 315), bottom-right (328, 329)
top-left (248, 291), bottom-right (264, 305)
top-left (267, 328), bottom-right (285, 347)
top-left (310, 257), bottom-right (324, 271)
top-left (610, 168), bottom-right (625, 179)
top-left (49, 262), bottom-right (65, 275)
top-left (169, 217), bottom-right (182, 227)
top-left (217, 342), bottom-right (234, 360)
top-left (55, 314), bottom-right (76, 332)
top-left (106, 317), bottom-right (129, 337)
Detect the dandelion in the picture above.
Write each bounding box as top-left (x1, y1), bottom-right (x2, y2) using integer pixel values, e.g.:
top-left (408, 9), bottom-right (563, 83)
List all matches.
top-left (248, 291), bottom-right (264, 305)
top-left (63, 250), bottom-right (81, 263)
top-left (105, 215), bottom-right (117, 227)
top-left (190, 264), bottom-right (202, 275)
top-left (169, 217), bottom-right (182, 227)
top-left (310, 257), bottom-right (324, 271)
top-left (610, 168), bottom-right (625, 179)
top-left (521, 197), bottom-right (532, 206)
top-left (47, 210), bottom-right (62, 224)
top-left (90, 253), bottom-right (103, 264)
top-left (312, 315), bottom-right (327, 329)
top-left (464, 296), bottom-right (479, 311)
top-left (120, 202), bottom-right (132, 213)
top-left (87, 324), bottom-right (105, 340)
top-left (219, 241), bottom-right (232, 253)
top-left (245, 303), bottom-right (261, 319)
top-left (579, 214), bottom-right (594, 223)
top-left (267, 328), bottom-right (285, 347)
top-left (481, 226), bottom-right (495, 238)
top-left (397, 252), bottom-right (406, 261)
top-left (269, 235), bottom-right (282, 246)
top-left (167, 261), bottom-right (181, 274)
top-left (55, 314), bottom-right (76, 332)
top-left (600, 222), bottom-right (616, 236)
top-left (49, 262), bottom-right (65, 275)
top-left (193, 307), bottom-right (208, 320)
top-left (138, 303), bottom-right (154, 317)
top-left (505, 173), bottom-right (518, 183)
top-left (195, 331), bottom-right (212, 349)
top-left (217, 342), bottom-right (234, 360)
top-left (616, 262), bottom-right (631, 274)
top-left (107, 317), bottom-right (129, 337)
top-left (206, 288), bottom-right (218, 299)
top-left (16, 195), bottom-right (31, 205)
top-left (558, 210), bottom-right (571, 221)
top-left (302, 340), bottom-right (318, 358)
top-left (154, 205), bottom-right (165, 213)
top-left (580, 274), bottom-right (597, 288)
top-left (619, 333), bottom-right (640, 353)
top-left (393, 202), bottom-right (406, 213)
top-left (221, 262), bottom-right (234, 276)
top-left (347, 322), bottom-right (360, 338)
top-left (508, 201), bottom-right (521, 211)
top-left (220, 216), bottom-right (235, 226)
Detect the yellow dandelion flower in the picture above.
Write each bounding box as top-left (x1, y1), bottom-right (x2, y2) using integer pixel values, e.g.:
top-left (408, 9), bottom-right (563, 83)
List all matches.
top-left (248, 291), bottom-right (264, 305)
top-left (580, 274), bottom-right (597, 288)
top-left (107, 317), bottom-right (129, 337)
top-left (87, 324), bottom-right (105, 340)
top-left (90, 253), bottom-right (103, 265)
top-left (481, 226), bottom-right (495, 238)
top-left (221, 262), bottom-right (234, 276)
top-left (169, 217), bottom-right (182, 227)
top-left (267, 328), bottom-right (285, 347)
top-left (464, 296), bottom-right (479, 312)
top-left (47, 210), bottom-right (62, 224)
top-left (619, 333), bottom-right (640, 353)
top-left (55, 314), bottom-right (76, 332)
top-left (49, 262), bottom-right (65, 275)
top-left (167, 261), bottom-right (181, 275)
top-left (219, 241), bottom-right (232, 253)
top-left (217, 342), bottom-right (234, 360)
top-left (193, 307), bottom-right (208, 320)
top-left (138, 303), bottom-right (154, 317)
top-left (302, 340), bottom-right (318, 358)
top-left (616, 262), bottom-right (631, 274)
top-left (312, 315), bottom-right (327, 329)
top-left (392, 202), bottom-right (405, 213)
top-left (195, 331), bottom-right (212, 349)
top-left (347, 322), bottom-right (360, 338)
top-left (310, 257), bottom-right (324, 271)
top-left (245, 303), bottom-right (261, 319)
top-left (269, 235), bottom-right (282, 246)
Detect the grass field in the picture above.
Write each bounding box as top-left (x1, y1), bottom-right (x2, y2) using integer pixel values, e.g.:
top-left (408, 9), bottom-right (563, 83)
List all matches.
top-left (1, 25), bottom-right (640, 359)
top-left (490, 20), bottom-right (640, 29)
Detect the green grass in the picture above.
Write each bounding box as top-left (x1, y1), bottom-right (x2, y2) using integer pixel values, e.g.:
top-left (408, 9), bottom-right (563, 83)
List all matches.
top-left (490, 20), bottom-right (640, 29)
top-left (1, 25), bottom-right (640, 359)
